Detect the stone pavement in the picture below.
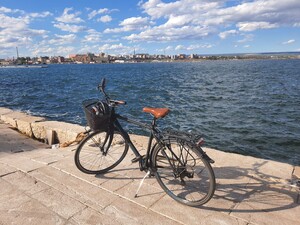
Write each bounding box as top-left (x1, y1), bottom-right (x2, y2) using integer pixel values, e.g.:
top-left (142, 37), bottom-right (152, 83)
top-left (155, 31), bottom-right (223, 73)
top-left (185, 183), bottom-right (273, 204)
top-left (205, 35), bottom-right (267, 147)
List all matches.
top-left (0, 120), bottom-right (299, 225)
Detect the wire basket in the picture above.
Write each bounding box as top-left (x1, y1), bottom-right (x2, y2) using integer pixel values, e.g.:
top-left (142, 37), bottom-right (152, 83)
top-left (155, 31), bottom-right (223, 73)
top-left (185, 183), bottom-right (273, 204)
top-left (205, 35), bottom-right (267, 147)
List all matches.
top-left (82, 99), bottom-right (111, 131)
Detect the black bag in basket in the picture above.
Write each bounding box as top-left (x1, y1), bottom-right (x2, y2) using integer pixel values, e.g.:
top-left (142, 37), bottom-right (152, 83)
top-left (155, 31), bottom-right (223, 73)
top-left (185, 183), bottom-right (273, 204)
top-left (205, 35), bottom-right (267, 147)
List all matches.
top-left (82, 99), bottom-right (111, 131)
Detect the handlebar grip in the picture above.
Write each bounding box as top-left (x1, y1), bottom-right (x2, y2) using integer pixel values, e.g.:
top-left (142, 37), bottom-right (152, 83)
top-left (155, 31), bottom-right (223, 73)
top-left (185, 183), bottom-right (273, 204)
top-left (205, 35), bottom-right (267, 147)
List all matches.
top-left (110, 100), bottom-right (126, 105)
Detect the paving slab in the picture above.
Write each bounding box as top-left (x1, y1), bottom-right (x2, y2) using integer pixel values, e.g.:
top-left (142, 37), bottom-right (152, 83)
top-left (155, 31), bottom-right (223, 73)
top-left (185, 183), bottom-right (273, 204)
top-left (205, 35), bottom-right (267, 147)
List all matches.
top-left (2, 170), bottom-right (49, 195)
top-left (0, 162), bottom-right (17, 177)
top-left (31, 187), bottom-right (87, 219)
top-left (29, 166), bottom-right (119, 209)
top-left (103, 197), bottom-right (182, 225)
top-left (0, 178), bottom-right (66, 225)
top-left (69, 207), bottom-right (118, 225)
top-left (0, 154), bottom-right (47, 172)
top-left (1, 197), bottom-right (67, 225)
top-left (0, 119), bottom-right (299, 225)
top-left (116, 179), bottom-right (166, 208)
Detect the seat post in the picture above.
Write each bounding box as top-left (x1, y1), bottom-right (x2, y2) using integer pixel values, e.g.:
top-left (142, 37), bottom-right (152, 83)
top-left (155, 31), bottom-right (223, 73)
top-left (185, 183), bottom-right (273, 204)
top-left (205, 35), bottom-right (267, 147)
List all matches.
top-left (151, 117), bottom-right (157, 128)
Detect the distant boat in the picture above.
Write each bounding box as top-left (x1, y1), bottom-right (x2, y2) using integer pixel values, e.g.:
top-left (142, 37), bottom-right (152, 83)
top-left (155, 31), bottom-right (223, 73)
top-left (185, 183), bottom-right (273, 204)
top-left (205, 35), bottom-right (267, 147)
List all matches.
top-left (0, 65), bottom-right (48, 68)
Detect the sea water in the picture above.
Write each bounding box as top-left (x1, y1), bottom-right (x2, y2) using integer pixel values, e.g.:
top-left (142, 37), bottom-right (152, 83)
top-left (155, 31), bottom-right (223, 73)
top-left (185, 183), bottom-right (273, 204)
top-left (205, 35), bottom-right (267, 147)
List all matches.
top-left (1, 60), bottom-right (299, 165)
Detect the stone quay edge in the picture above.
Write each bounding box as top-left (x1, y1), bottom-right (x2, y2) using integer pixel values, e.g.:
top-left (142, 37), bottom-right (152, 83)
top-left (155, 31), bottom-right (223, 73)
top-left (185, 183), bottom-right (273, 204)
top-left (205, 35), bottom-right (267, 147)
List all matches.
top-left (0, 107), bottom-right (85, 146)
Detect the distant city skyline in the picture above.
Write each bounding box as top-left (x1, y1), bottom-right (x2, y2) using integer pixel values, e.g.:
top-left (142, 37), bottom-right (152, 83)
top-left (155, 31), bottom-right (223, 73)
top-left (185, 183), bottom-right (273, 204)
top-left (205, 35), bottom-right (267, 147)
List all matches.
top-left (1, 0), bottom-right (300, 58)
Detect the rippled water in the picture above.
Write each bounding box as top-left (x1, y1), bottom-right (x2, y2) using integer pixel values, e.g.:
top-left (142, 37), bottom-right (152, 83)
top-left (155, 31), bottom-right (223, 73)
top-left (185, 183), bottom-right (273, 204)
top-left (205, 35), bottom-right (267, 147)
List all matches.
top-left (1, 60), bottom-right (299, 165)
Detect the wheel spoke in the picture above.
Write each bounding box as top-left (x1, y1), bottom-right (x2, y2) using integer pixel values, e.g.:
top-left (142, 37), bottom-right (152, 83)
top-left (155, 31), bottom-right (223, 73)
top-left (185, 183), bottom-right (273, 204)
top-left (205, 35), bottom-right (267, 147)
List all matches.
top-left (153, 138), bottom-right (215, 206)
top-left (75, 131), bottom-right (128, 174)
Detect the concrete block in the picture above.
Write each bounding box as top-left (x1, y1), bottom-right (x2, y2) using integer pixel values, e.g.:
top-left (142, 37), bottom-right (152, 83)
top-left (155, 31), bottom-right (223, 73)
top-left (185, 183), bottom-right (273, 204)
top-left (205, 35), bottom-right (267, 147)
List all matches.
top-left (31, 121), bottom-right (47, 140)
top-left (16, 115), bottom-right (45, 137)
top-left (46, 129), bottom-right (55, 145)
top-left (31, 121), bottom-right (85, 144)
top-left (0, 107), bottom-right (13, 116)
top-left (0, 111), bottom-right (27, 128)
top-left (293, 166), bottom-right (300, 179)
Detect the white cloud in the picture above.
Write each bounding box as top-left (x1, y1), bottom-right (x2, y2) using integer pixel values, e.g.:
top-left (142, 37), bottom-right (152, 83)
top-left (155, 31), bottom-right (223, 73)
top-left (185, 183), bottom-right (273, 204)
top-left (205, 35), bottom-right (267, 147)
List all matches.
top-left (0, 6), bottom-right (24, 14)
top-left (129, 0), bottom-right (300, 43)
top-left (31, 44), bottom-right (75, 56)
top-left (237, 22), bottom-right (278, 32)
top-left (98, 15), bottom-right (112, 23)
top-left (120, 17), bottom-right (150, 27)
top-left (87, 8), bottom-right (118, 20)
top-left (165, 45), bottom-right (173, 51)
top-left (53, 23), bottom-right (86, 33)
top-left (48, 34), bottom-right (76, 45)
top-left (2, 1), bottom-right (300, 56)
top-left (175, 45), bottom-right (185, 51)
top-left (219, 30), bottom-right (238, 39)
top-left (104, 17), bottom-right (151, 33)
top-left (29, 11), bottom-right (52, 18)
top-left (163, 14), bottom-right (192, 28)
top-left (82, 29), bottom-right (102, 43)
top-left (0, 6), bottom-right (13, 13)
top-left (98, 43), bottom-right (136, 55)
top-left (188, 44), bottom-right (213, 50)
top-left (174, 43), bottom-right (213, 51)
top-left (237, 34), bottom-right (254, 43)
top-left (55, 8), bottom-right (84, 24)
top-left (141, 0), bottom-right (219, 20)
top-left (0, 8), bottom-right (49, 54)
top-left (88, 8), bottom-right (109, 20)
top-left (282, 39), bottom-right (295, 45)
top-left (125, 25), bottom-right (212, 42)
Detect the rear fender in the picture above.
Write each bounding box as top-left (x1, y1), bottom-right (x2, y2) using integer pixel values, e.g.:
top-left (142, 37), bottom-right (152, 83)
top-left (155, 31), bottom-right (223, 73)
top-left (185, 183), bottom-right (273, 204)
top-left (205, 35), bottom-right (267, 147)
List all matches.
top-left (161, 131), bottom-right (215, 164)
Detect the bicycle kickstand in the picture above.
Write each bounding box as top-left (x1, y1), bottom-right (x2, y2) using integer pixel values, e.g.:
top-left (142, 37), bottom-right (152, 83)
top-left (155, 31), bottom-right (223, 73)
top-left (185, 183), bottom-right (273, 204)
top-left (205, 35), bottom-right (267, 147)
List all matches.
top-left (134, 170), bottom-right (151, 198)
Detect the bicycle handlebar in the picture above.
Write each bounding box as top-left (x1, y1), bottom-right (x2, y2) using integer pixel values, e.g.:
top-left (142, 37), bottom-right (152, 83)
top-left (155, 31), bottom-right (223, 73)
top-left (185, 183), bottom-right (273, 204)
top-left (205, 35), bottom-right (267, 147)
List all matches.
top-left (99, 78), bottom-right (126, 106)
top-left (109, 99), bottom-right (127, 106)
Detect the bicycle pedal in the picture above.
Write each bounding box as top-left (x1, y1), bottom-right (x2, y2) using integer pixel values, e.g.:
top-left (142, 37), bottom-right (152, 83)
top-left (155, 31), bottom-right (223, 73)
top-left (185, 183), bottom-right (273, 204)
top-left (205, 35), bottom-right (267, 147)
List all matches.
top-left (131, 156), bottom-right (142, 163)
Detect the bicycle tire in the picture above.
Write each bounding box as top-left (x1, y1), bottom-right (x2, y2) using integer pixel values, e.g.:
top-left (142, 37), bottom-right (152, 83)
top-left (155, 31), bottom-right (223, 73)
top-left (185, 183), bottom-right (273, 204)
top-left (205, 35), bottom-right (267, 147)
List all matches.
top-left (75, 130), bottom-right (128, 174)
top-left (152, 137), bottom-right (215, 206)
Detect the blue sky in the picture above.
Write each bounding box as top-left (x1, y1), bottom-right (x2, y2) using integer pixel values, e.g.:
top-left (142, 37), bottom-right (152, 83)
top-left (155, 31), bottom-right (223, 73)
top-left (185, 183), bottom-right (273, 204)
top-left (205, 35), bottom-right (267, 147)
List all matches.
top-left (1, 0), bottom-right (300, 58)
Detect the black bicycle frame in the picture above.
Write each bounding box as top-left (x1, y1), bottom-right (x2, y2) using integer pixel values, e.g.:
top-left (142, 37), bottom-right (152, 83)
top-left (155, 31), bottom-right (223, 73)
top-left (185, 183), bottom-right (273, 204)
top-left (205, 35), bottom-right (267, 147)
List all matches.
top-left (113, 113), bottom-right (159, 164)
top-left (108, 105), bottom-right (214, 174)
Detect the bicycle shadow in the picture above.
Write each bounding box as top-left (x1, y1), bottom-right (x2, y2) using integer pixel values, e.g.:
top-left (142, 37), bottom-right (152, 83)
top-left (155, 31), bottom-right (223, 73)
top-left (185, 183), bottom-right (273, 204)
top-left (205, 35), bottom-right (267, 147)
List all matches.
top-left (200, 161), bottom-right (299, 213)
top-left (93, 157), bottom-right (299, 215)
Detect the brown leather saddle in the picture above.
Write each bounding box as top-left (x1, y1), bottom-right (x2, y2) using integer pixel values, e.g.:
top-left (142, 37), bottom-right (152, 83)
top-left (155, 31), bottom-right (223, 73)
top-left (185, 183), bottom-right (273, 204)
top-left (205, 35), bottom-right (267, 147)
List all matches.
top-left (142, 107), bottom-right (170, 119)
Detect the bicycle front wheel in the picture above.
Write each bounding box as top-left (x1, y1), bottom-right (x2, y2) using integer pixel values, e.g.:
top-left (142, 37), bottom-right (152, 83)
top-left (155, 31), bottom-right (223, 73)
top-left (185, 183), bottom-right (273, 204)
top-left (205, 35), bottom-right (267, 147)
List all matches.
top-left (75, 130), bottom-right (128, 174)
top-left (152, 138), bottom-right (215, 206)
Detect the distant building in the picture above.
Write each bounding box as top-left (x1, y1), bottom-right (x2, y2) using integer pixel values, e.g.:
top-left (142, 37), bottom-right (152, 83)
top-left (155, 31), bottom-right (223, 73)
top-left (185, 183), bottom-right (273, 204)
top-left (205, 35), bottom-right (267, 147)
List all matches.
top-left (94, 53), bottom-right (109, 63)
top-left (190, 54), bottom-right (199, 59)
top-left (38, 56), bottom-right (50, 64)
top-left (69, 54), bottom-right (92, 63)
top-left (178, 54), bottom-right (187, 59)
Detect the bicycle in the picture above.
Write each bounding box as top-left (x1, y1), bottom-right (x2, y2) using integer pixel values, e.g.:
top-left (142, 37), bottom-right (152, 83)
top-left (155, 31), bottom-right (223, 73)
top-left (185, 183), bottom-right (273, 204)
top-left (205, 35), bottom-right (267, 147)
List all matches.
top-left (74, 78), bottom-right (216, 206)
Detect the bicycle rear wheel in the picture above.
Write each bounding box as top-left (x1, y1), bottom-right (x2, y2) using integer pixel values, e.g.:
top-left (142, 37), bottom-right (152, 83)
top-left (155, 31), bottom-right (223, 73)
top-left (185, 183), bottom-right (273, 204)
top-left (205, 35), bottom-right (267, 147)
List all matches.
top-left (75, 130), bottom-right (128, 174)
top-left (152, 137), bottom-right (215, 206)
